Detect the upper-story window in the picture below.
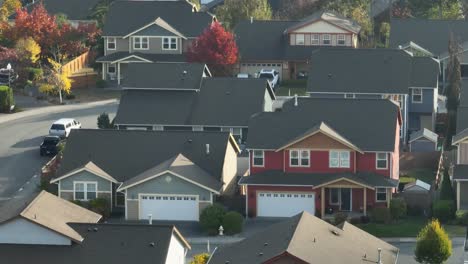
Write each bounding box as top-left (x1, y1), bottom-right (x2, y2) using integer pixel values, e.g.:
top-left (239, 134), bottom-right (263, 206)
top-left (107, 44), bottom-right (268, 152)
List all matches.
top-left (412, 88), bottom-right (422, 103)
top-left (322, 34), bottom-right (331, 45)
top-left (376, 152), bottom-right (388, 169)
top-left (107, 37), bottom-right (116, 50)
top-left (253, 150), bottom-right (264, 167)
top-left (311, 34), bottom-right (320, 45)
top-left (134, 37), bottom-right (149, 50)
top-left (337, 34), bottom-right (346, 45)
top-left (290, 149), bottom-right (310, 167)
top-left (329, 150), bottom-right (350, 168)
top-left (74, 181), bottom-right (97, 201)
top-left (296, 34), bottom-right (305, 45)
top-left (163, 37), bottom-right (178, 50)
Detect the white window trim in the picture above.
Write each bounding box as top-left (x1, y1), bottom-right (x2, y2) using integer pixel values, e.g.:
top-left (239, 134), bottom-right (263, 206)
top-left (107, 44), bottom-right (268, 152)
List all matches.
top-left (192, 126), bottom-right (203, 132)
top-left (329, 188), bottom-right (340, 205)
top-left (375, 188), bottom-right (387, 202)
top-left (311, 34), bottom-right (319, 45)
top-left (289, 149), bottom-right (310, 167)
top-left (329, 150), bottom-right (350, 168)
top-left (376, 152), bottom-right (388, 170)
top-left (162, 37), bottom-right (178, 50)
top-left (337, 34), bottom-right (346, 46)
top-left (252, 150), bottom-right (264, 167)
top-left (412, 88), bottom-right (423, 103)
top-left (107, 65), bottom-right (116, 74)
top-left (133, 37), bottom-right (149, 50)
top-left (296, 34), bottom-right (305, 45)
top-left (73, 181), bottom-right (98, 201)
top-left (322, 34), bottom-right (331, 45)
top-left (107, 37), bottom-right (116, 50)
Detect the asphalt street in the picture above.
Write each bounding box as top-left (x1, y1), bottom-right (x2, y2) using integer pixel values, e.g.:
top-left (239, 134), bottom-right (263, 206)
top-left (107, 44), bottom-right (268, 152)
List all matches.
top-left (0, 102), bottom-right (117, 201)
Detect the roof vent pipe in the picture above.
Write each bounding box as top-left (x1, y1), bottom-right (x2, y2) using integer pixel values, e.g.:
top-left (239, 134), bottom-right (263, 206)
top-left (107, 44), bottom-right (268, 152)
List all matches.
top-left (206, 144), bottom-right (210, 155)
top-left (250, 17), bottom-right (253, 24)
top-left (377, 248), bottom-right (382, 264)
top-left (294, 94), bottom-right (298, 107)
top-left (148, 214), bottom-right (153, 225)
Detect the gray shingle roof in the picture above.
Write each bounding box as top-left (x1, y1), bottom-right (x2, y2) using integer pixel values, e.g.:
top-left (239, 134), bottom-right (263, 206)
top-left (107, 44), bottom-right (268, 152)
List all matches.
top-left (0, 223), bottom-right (189, 264)
top-left (409, 128), bottom-right (438, 143)
top-left (96, 52), bottom-right (186, 63)
top-left (208, 212), bottom-right (399, 264)
top-left (247, 98), bottom-right (400, 151)
top-left (307, 48), bottom-right (439, 94)
top-left (122, 63), bottom-right (209, 90)
top-left (239, 170), bottom-right (398, 187)
top-left (286, 10), bottom-right (361, 34)
top-left (55, 130), bottom-right (234, 184)
top-left (103, 1), bottom-right (214, 37)
top-left (0, 190), bottom-right (39, 223)
top-left (22, 0), bottom-right (100, 21)
top-left (114, 78), bottom-right (274, 127)
top-left (453, 165), bottom-right (468, 180)
top-left (390, 18), bottom-right (468, 55)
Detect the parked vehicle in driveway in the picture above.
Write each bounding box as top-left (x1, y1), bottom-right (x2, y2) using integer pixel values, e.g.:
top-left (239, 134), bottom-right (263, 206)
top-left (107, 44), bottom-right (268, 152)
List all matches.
top-left (40, 136), bottom-right (62, 156)
top-left (258, 69), bottom-right (279, 89)
top-left (49, 118), bottom-right (81, 138)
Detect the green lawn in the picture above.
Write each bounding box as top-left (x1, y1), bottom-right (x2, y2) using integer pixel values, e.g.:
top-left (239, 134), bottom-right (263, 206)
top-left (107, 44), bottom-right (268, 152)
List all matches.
top-left (357, 217), bottom-right (466, 237)
top-left (400, 168), bottom-right (436, 185)
top-left (276, 79), bottom-right (307, 96)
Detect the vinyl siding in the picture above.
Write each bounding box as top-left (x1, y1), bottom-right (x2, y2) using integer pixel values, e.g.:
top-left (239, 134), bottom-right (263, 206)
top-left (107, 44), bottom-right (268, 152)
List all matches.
top-left (0, 218), bottom-right (71, 245)
top-left (459, 143), bottom-right (468, 164)
top-left (165, 234), bottom-right (186, 264)
top-left (460, 182), bottom-right (468, 209)
top-left (408, 88), bottom-right (436, 114)
top-left (129, 37), bottom-right (182, 54)
top-left (59, 171), bottom-right (112, 192)
top-left (222, 142), bottom-right (238, 194)
top-left (264, 88), bottom-right (274, 112)
top-left (292, 20), bottom-right (350, 34)
top-left (105, 37), bottom-right (129, 54)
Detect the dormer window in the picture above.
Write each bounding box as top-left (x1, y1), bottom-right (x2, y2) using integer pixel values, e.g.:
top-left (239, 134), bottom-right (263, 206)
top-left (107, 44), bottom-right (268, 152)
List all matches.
top-left (311, 34), bottom-right (319, 45)
top-left (163, 37), bottom-right (178, 50)
top-left (322, 34), bottom-right (331, 45)
top-left (107, 37), bottom-right (116, 50)
top-left (296, 34), bottom-right (305, 45)
top-left (337, 34), bottom-right (346, 46)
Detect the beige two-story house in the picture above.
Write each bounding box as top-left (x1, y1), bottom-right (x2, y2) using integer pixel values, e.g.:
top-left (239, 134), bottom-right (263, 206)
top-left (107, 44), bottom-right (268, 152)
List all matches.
top-left (234, 11), bottom-right (361, 80)
top-left (96, 0), bottom-right (215, 85)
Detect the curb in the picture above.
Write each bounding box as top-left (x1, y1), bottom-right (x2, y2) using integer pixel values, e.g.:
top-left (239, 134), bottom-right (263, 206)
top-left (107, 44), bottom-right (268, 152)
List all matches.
top-left (0, 99), bottom-right (118, 125)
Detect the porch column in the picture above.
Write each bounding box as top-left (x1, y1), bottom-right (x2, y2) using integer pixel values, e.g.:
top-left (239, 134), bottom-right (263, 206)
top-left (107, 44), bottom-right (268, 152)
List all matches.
top-left (386, 188), bottom-right (391, 208)
top-left (457, 181), bottom-right (460, 210)
top-left (101, 63), bottom-right (106, 80)
top-left (363, 188), bottom-right (367, 216)
top-left (117, 62), bottom-right (121, 85)
top-left (321, 187), bottom-right (325, 218)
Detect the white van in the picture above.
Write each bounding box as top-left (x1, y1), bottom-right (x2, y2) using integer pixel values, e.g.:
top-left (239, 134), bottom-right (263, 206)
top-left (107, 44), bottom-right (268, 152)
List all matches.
top-left (49, 118), bottom-right (81, 138)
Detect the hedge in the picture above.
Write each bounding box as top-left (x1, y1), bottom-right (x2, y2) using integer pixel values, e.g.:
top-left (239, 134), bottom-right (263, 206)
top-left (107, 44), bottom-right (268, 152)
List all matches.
top-left (0, 86), bottom-right (14, 113)
top-left (432, 200), bottom-right (455, 223)
top-left (222, 211), bottom-right (243, 235)
top-left (200, 204), bottom-right (226, 235)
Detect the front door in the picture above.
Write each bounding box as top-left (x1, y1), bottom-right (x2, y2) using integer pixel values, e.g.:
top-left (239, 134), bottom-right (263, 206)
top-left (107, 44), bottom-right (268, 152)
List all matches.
top-left (340, 188), bottom-right (352, 211)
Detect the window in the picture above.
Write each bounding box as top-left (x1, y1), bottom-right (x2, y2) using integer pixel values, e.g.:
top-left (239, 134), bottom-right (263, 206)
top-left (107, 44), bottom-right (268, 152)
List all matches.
top-left (107, 37), bottom-right (116, 50)
top-left (337, 34), bottom-right (346, 45)
top-left (330, 188), bottom-right (339, 205)
top-left (329, 151), bottom-right (350, 168)
top-left (74, 182), bottom-right (97, 201)
top-left (311, 34), bottom-right (319, 45)
top-left (289, 149), bottom-right (310, 167)
top-left (222, 127), bottom-right (242, 143)
top-left (376, 152), bottom-right (388, 169)
top-left (163, 37), bottom-right (177, 50)
top-left (296, 34), bottom-right (305, 45)
top-left (344, 93), bottom-right (355, 99)
top-left (253, 150), bottom-right (264, 167)
top-left (108, 65), bottom-right (116, 74)
top-left (412, 88), bottom-right (422, 103)
top-left (322, 34), bottom-right (331, 45)
top-left (376, 188), bottom-right (387, 202)
top-left (192, 126), bottom-right (203, 131)
top-left (133, 37), bottom-right (149, 50)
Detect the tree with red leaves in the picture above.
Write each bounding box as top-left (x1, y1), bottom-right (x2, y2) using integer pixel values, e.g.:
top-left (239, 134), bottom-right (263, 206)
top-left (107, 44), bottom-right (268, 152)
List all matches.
top-left (186, 22), bottom-right (238, 76)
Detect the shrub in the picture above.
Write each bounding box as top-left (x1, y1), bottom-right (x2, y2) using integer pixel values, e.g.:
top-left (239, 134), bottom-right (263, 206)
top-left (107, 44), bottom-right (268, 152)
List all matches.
top-left (456, 210), bottom-right (468, 225)
top-left (89, 198), bottom-right (110, 218)
top-left (222, 211), bottom-right (243, 235)
top-left (0, 86), bottom-right (14, 112)
top-left (200, 204), bottom-right (226, 235)
top-left (370, 207), bottom-right (391, 224)
top-left (415, 219), bottom-right (452, 264)
top-left (190, 253), bottom-right (210, 264)
top-left (360, 215), bottom-right (371, 224)
top-left (96, 79), bottom-right (107, 88)
top-left (97, 112), bottom-right (113, 129)
top-left (390, 198), bottom-right (407, 220)
top-left (334, 212), bottom-right (348, 225)
top-left (440, 170), bottom-right (455, 200)
top-left (432, 200), bottom-right (455, 223)
top-left (27, 67), bottom-right (43, 83)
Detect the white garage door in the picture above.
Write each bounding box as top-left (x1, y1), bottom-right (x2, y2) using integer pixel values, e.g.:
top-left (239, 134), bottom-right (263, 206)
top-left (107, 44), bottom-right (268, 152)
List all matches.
top-left (139, 194), bottom-right (199, 221)
top-left (257, 192), bottom-right (315, 217)
top-left (240, 62), bottom-right (283, 79)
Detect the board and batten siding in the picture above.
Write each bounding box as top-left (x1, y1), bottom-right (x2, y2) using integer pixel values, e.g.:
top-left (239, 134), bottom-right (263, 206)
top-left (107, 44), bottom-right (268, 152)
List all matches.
top-left (165, 234), bottom-right (187, 264)
top-left (0, 218), bottom-right (71, 245)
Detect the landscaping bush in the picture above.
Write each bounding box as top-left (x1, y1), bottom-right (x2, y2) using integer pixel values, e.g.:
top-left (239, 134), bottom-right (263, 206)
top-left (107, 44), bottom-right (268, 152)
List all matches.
top-left (97, 112), bottom-right (113, 129)
top-left (200, 204), bottom-right (226, 235)
top-left (415, 219), bottom-right (452, 264)
top-left (360, 215), bottom-right (371, 224)
top-left (222, 211), bottom-right (243, 235)
top-left (96, 79), bottom-right (107, 88)
top-left (370, 207), bottom-right (391, 224)
top-left (390, 198), bottom-right (407, 220)
top-left (455, 210), bottom-right (468, 225)
top-left (334, 212), bottom-right (348, 225)
top-left (349, 217), bottom-right (361, 225)
top-left (440, 170), bottom-right (455, 200)
top-left (0, 85), bottom-right (14, 113)
top-left (432, 200), bottom-right (455, 223)
top-left (89, 198), bottom-right (110, 218)
top-left (27, 67), bottom-right (43, 83)
top-left (190, 253), bottom-right (210, 264)
top-left (65, 93), bottom-right (76, 100)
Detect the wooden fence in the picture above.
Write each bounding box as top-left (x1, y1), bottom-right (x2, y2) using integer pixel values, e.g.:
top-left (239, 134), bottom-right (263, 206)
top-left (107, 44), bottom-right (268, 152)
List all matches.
top-left (62, 51), bottom-right (94, 76)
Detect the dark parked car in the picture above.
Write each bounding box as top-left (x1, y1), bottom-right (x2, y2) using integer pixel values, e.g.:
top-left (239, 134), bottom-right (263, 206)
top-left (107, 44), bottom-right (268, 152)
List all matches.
top-left (40, 136), bottom-right (61, 156)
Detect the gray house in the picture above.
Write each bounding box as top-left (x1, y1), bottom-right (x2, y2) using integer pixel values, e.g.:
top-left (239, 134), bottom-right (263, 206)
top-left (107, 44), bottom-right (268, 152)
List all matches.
top-left (50, 129), bottom-right (239, 221)
top-left (96, 0), bottom-right (214, 85)
top-left (409, 128), bottom-right (438, 152)
top-left (307, 48), bottom-right (440, 143)
top-left (114, 63), bottom-right (276, 144)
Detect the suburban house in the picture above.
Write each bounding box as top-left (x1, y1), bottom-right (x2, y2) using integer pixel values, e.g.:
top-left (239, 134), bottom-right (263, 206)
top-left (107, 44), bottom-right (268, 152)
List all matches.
top-left (113, 63), bottom-right (275, 144)
top-left (234, 10), bottom-right (361, 80)
top-left (96, 0), bottom-right (215, 85)
top-left (0, 190), bottom-right (101, 245)
top-left (240, 97), bottom-right (401, 218)
top-left (390, 18), bottom-right (468, 87)
top-left (50, 129), bottom-right (239, 221)
top-left (307, 48), bottom-right (440, 143)
top-left (208, 211), bottom-right (399, 264)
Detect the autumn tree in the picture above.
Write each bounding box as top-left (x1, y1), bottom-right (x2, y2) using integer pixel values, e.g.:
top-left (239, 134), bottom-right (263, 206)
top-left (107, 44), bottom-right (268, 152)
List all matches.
top-left (275, 0), bottom-right (320, 19)
top-left (40, 58), bottom-right (72, 103)
top-left (15, 37), bottom-right (40, 64)
top-left (415, 219), bottom-right (452, 264)
top-left (187, 22), bottom-right (238, 76)
top-left (0, 0), bottom-right (21, 21)
top-left (215, 0), bottom-right (272, 30)
top-left (190, 253), bottom-right (209, 264)
top-left (0, 46), bottom-right (18, 65)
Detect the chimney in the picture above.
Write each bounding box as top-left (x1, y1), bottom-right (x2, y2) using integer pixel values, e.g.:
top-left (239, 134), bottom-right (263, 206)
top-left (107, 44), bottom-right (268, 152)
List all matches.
top-left (294, 94), bottom-right (298, 107)
top-left (250, 17), bottom-right (253, 24)
top-left (206, 144), bottom-right (210, 155)
top-left (377, 248), bottom-right (382, 264)
top-left (148, 214), bottom-right (153, 225)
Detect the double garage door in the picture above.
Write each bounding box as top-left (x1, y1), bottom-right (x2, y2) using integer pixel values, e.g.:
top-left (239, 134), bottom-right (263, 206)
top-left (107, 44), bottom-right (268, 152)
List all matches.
top-left (240, 62), bottom-right (283, 79)
top-left (139, 194), bottom-right (199, 221)
top-left (257, 192), bottom-right (315, 217)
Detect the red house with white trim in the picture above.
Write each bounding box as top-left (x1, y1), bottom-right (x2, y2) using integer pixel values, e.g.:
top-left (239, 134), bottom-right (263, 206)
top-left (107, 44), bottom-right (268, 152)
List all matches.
top-left (240, 97), bottom-right (401, 218)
